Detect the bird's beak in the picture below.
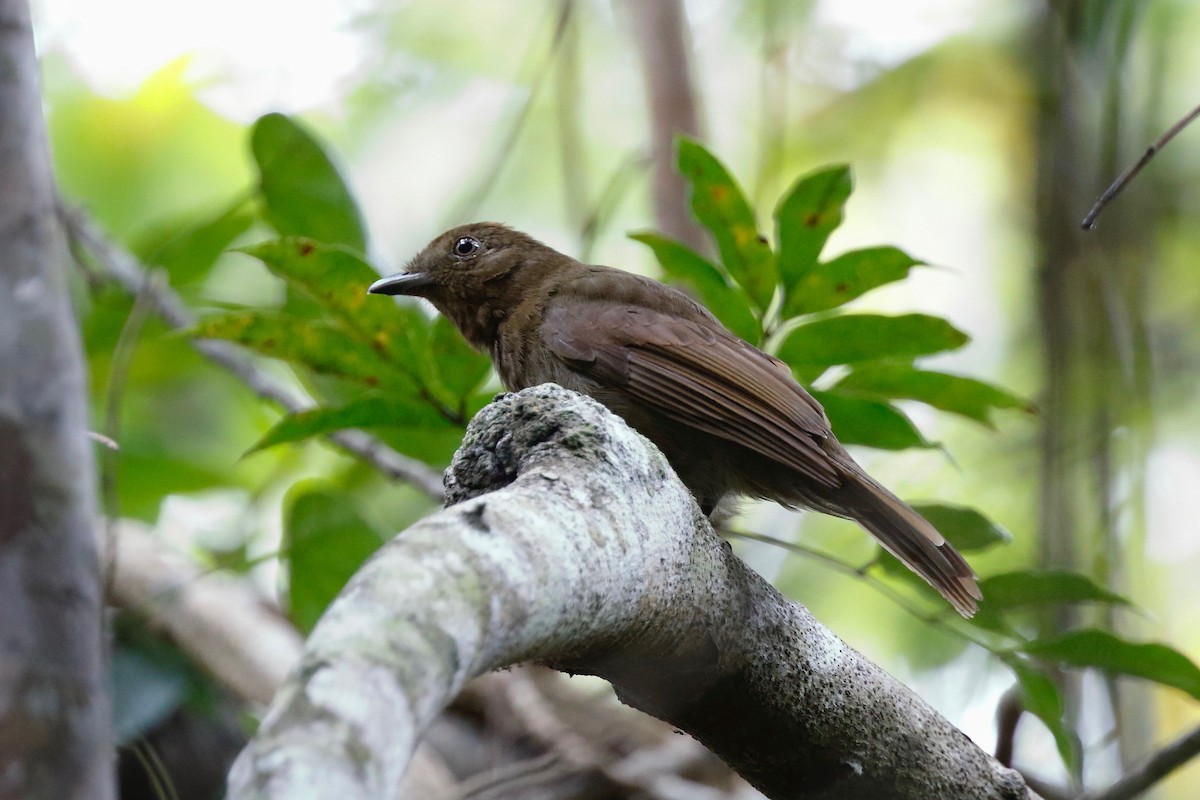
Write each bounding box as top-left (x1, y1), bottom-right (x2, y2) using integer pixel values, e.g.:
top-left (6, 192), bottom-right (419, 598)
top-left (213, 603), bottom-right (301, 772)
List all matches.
top-left (368, 272), bottom-right (436, 296)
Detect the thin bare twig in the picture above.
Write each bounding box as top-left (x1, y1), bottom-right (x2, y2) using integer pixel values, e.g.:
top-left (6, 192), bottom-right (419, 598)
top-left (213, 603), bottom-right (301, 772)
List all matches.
top-left (1081, 721), bottom-right (1200, 800)
top-left (128, 740), bottom-right (182, 800)
top-left (579, 152), bottom-right (649, 262)
top-left (100, 269), bottom-right (159, 601)
top-left (553, 1), bottom-right (589, 234)
top-left (1015, 719), bottom-right (1200, 800)
top-left (1081, 101), bottom-right (1200, 229)
top-left (62, 207), bottom-right (445, 500)
top-left (994, 686), bottom-right (1023, 767)
top-left (456, 751), bottom-right (571, 799)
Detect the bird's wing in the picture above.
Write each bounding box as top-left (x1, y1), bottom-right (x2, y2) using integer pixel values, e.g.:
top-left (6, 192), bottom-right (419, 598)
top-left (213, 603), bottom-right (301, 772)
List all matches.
top-left (543, 302), bottom-right (840, 489)
top-left (544, 298), bottom-right (981, 617)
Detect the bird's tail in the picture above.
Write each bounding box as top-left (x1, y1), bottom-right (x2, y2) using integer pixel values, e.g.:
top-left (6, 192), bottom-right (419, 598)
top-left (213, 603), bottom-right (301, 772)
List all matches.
top-left (843, 475), bottom-right (981, 617)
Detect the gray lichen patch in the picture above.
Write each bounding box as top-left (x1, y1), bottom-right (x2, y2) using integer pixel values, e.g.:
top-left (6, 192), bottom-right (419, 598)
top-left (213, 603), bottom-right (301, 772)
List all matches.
top-left (445, 384), bottom-right (677, 508)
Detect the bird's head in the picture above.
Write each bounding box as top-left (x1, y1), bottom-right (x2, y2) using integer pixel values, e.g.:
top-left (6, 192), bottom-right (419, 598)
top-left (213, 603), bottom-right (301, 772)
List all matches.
top-left (368, 222), bottom-right (563, 349)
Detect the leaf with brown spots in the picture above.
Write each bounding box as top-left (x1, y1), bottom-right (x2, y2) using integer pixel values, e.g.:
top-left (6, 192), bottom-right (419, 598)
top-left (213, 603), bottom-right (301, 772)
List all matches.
top-left (238, 238), bottom-right (431, 381)
top-left (782, 246), bottom-right (920, 317)
top-left (676, 137), bottom-right (777, 312)
top-left (192, 312), bottom-right (418, 393)
top-left (775, 165), bottom-right (852, 294)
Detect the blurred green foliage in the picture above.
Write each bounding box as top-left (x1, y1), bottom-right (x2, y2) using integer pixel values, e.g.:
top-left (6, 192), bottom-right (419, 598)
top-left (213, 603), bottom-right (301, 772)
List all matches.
top-left (282, 483), bottom-right (389, 633)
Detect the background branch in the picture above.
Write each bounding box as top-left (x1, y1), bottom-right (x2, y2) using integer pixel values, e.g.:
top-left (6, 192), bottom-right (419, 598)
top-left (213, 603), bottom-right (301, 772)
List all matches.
top-left (623, 0), bottom-right (707, 253)
top-left (1081, 100), bottom-right (1200, 229)
top-left (107, 521), bottom-right (303, 706)
top-left (1082, 721), bottom-right (1200, 800)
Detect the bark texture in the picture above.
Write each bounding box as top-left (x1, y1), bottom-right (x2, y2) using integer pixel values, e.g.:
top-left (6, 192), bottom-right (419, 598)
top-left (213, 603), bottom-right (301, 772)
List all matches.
top-left (227, 385), bottom-right (1025, 800)
top-left (0, 1), bottom-right (112, 797)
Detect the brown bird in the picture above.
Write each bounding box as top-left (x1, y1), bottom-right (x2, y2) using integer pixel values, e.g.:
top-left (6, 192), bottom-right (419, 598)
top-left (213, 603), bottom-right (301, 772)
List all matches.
top-left (369, 223), bottom-right (981, 616)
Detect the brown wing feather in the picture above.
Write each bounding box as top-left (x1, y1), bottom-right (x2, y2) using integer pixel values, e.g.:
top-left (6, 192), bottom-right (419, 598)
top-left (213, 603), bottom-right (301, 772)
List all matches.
top-left (544, 303), bottom-right (840, 488)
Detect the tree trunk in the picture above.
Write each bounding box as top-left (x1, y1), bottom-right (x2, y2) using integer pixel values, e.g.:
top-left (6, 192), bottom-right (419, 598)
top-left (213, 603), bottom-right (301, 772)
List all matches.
top-left (624, 0), bottom-right (708, 253)
top-left (0, 2), bottom-right (112, 797)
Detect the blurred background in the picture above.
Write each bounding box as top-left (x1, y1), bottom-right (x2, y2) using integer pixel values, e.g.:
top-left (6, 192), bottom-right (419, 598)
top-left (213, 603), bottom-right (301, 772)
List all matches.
top-left (31, 0), bottom-right (1200, 797)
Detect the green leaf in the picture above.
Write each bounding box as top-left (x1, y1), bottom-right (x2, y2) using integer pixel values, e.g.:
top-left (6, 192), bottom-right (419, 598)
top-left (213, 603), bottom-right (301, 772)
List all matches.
top-left (1003, 656), bottom-right (1078, 771)
top-left (372, 418), bottom-right (473, 465)
top-left (783, 246), bottom-right (918, 317)
top-left (981, 571), bottom-right (1131, 610)
top-left (238, 238), bottom-right (432, 380)
top-left (249, 396), bottom-right (454, 453)
top-left (775, 165), bottom-right (853, 292)
top-left (777, 314), bottom-right (969, 377)
top-left (430, 315), bottom-right (492, 400)
top-left (909, 503), bottom-right (1011, 551)
top-left (1022, 629), bottom-right (1200, 699)
top-left (811, 389), bottom-right (931, 450)
top-left (676, 137), bottom-right (776, 311)
top-left (238, 238), bottom-right (386, 326)
top-left (630, 232), bottom-right (761, 343)
top-left (192, 312), bottom-right (415, 391)
top-left (115, 450), bottom-right (236, 520)
top-left (142, 203), bottom-right (255, 285)
top-left (283, 485), bottom-right (387, 633)
top-left (837, 365), bottom-right (1032, 427)
top-left (250, 113), bottom-right (367, 251)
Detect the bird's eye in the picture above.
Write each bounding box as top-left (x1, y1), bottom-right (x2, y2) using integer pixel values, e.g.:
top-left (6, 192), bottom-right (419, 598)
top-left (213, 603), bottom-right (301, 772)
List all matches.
top-left (452, 236), bottom-right (481, 258)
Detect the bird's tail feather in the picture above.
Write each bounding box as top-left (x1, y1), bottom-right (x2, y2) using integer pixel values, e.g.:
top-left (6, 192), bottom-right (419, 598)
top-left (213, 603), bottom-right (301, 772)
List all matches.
top-left (844, 476), bottom-right (981, 617)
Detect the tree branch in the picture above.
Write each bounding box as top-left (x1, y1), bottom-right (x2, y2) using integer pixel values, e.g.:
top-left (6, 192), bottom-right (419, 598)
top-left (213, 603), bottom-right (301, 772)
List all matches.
top-left (227, 384), bottom-right (1027, 800)
top-left (61, 209), bottom-right (445, 499)
top-left (107, 522), bottom-right (304, 706)
top-left (106, 521), bottom-right (459, 799)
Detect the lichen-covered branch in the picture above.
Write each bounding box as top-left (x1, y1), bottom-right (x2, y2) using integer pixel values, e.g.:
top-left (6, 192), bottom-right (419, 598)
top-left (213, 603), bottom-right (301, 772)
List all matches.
top-left (227, 385), bottom-right (1027, 800)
